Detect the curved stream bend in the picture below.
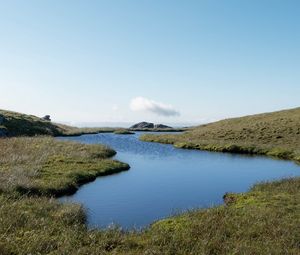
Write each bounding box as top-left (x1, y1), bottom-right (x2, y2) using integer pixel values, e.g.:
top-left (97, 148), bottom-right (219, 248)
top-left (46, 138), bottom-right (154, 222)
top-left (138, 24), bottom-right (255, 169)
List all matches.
top-left (59, 132), bottom-right (300, 229)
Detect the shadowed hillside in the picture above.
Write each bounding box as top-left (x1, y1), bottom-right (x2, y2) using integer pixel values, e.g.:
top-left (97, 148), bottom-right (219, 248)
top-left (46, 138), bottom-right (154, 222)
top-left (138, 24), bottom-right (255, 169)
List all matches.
top-left (0, 109), bottom-right (64, 136)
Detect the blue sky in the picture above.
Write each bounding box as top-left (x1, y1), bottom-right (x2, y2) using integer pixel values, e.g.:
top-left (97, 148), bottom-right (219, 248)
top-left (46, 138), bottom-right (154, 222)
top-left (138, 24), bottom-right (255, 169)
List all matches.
top-left (0, 0), bottom-right (299, 125)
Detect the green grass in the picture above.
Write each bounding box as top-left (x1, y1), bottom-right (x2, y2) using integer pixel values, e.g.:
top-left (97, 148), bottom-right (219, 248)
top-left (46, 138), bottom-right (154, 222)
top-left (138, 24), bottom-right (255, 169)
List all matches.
top-left (144, 178), bottom-right (300, 254)
top-left (57, 124), bottom-right (118, 136)
top-left (114, 129), bottom-right (135, 135)
top-left (0, 137), bottom-right (129, 196)
top-left (141, 107), bottom-right (300, 163)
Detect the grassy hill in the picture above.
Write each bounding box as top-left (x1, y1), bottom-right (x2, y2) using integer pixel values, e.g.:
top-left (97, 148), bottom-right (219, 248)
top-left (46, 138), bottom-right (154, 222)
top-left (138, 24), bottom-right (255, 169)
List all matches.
top-left (0, 109), bottom-right (117, 137)
top-left (0, 109), bottom-right (64, 136)
top-left (141, 107), bottom-right (300, 163)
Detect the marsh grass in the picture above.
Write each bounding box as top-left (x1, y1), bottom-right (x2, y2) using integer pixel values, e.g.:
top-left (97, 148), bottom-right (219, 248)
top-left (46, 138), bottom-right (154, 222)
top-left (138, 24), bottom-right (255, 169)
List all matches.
top-left (114, 129), bottom-right (135, 135)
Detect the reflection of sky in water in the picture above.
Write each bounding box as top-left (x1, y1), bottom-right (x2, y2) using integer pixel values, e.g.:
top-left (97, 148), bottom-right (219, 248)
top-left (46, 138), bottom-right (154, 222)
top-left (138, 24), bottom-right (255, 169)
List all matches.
top-left (59, 133), bottom-right (300, 229)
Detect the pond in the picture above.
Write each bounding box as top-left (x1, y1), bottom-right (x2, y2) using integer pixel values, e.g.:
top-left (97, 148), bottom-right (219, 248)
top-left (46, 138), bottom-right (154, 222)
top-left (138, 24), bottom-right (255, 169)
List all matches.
top-left (59, 132), bottom-right (300, 229)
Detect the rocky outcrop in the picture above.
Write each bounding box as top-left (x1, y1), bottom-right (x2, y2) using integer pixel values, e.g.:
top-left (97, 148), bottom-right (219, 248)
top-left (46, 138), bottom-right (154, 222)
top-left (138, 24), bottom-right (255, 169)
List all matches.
top-left (154, 124), bottom-right (171, 129)
top-left (130, 122), bottom-right (154, 129)
top-left (130, 122), bottom-right (172, 129)
top-left (42, 115), bottom-right (51, 121)
top-left (0, 115), bottom-right (7, 137)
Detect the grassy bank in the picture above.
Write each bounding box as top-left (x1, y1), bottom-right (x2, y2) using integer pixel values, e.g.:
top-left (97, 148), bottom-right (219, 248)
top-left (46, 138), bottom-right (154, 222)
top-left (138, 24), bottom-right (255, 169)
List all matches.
top-left (1, 177), bottom-right (299, 254)
top-left (141, 107), bottom-right (300, 163)
top-left (0, 137), bottom-right (129, 196)
top-left (114, 129), bottom-right (135, 135)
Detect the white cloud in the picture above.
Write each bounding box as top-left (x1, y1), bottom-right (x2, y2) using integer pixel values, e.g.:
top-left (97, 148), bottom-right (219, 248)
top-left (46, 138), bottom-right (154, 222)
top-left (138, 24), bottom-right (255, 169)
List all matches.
top-left (130, 97), bottom-right (180, 117)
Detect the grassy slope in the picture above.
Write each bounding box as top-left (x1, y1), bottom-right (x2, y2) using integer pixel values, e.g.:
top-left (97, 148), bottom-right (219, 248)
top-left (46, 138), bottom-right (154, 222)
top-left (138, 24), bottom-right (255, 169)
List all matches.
top-left (141, 107), bottom-right (300, 162)
top-left (0, 109), bottom-right (63, 136)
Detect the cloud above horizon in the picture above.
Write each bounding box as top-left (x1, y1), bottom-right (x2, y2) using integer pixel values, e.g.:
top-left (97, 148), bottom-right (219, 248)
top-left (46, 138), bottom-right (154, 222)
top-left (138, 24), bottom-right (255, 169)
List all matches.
top-left (130, 97), bottom-right (180, 117)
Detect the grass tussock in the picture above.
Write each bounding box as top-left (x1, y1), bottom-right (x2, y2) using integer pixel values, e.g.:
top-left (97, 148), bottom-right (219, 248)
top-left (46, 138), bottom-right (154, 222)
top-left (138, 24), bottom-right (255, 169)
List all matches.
top-left (141, 107), bottom-right (300, 163)
top-left (0, 137), bottom-right (129, 196)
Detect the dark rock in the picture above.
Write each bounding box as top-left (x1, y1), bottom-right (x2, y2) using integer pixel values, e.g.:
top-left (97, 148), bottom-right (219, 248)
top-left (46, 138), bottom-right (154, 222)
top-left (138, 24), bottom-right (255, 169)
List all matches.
top-left (42, 115), bottom-right (51, 121)
top-left (0, 127), bottom-right (8, 137)
top-left (0, 115), bottom-right (6, 125)
top-left (130, 122), bottom-right (172, 129)
top-left (154, 124), bottom-right (172, 129)
top-left (130, 122), bottom-right (154, 129)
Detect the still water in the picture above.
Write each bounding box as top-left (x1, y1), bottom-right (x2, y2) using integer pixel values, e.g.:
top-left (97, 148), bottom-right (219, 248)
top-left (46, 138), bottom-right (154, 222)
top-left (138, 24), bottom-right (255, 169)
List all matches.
top-left (59, 132), bottom-right (300, 229)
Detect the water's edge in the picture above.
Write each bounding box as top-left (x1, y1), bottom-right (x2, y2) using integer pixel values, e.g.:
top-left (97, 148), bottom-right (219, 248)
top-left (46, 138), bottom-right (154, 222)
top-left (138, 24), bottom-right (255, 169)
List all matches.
top-left (58, 132), bottom-right (300, 229)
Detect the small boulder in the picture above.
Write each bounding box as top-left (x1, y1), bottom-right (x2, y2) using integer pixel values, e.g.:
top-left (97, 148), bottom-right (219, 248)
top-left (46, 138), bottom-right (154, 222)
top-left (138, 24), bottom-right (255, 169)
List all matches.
top-left (42, 115), bottom-right (51, 121)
